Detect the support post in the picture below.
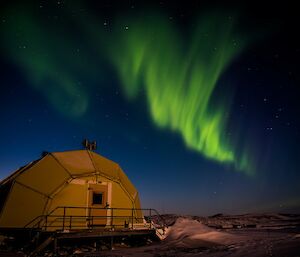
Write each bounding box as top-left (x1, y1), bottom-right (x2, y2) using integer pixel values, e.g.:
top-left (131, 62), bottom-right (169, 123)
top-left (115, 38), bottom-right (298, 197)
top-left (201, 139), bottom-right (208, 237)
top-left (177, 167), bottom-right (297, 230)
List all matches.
top-left (88, 207), bottom-right (91, 228)
top-left (110, 236), bottom-right (114, 250)
top-left (62, 207), bottom-right (66, 231)
top-left (131, 209), bottom-right (134, 229)
top-left (69, 216), bottom-right (72, 230)
top-left (45, 216), bottom-right (48, 231)
top-left (54, 237), bottom-right (58, 254)
top-left (111, 208), bottom-right (114, 228)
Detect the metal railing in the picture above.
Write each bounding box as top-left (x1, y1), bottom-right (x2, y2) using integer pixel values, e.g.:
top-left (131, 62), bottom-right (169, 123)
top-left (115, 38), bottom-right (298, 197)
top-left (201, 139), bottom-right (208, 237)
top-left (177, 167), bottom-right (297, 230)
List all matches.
top-left (24, 206), bottom-right (166, 233)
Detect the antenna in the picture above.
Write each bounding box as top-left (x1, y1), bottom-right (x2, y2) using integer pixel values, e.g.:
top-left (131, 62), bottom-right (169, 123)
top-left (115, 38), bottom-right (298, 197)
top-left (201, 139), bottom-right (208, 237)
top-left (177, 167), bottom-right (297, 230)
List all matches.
top-left (82, 139), bottom-right (97, 151)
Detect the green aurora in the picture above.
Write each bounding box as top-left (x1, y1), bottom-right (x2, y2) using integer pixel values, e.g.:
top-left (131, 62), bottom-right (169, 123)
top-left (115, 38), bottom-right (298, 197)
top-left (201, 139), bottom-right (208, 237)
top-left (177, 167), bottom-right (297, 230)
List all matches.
top-left (106, 13), bottom-right (251, 172)
top-left (0, 6), bottom-right (253, 174)
top-left (1, 7), bottom-right (95, 118)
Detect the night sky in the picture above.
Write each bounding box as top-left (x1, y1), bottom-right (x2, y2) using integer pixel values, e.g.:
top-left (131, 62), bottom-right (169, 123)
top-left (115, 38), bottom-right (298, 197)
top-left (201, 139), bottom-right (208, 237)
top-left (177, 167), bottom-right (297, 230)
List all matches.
top-left (0, 0), bottom-right (299, 215)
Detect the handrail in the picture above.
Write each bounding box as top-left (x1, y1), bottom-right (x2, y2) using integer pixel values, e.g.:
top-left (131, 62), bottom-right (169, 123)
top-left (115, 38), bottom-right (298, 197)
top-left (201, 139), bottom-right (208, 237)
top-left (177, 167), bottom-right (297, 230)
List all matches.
top-left (150, 208), bottom-right (167, 226)
top-left (37, 215), bottom-right (145, 229)
top-left (25, 206), bottom-right (167, 232)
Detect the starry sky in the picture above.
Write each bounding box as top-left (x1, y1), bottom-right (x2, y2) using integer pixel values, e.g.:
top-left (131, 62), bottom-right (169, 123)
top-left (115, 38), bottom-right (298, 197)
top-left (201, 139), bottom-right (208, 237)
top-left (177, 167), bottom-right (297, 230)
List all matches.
top-left (0, 0), bottom-right (299, 215)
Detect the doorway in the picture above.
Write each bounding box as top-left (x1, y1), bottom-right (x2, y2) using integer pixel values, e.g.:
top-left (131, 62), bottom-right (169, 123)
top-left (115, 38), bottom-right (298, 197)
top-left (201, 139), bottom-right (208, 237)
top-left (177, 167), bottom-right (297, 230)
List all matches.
top-left (87, 184), bottom-right (108, 226)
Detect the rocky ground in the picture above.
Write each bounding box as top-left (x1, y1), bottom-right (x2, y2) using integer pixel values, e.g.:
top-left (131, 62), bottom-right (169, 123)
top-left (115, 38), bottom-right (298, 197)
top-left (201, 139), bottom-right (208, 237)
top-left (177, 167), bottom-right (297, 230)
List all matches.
top-left (1, 213), bottom-right (299, 257)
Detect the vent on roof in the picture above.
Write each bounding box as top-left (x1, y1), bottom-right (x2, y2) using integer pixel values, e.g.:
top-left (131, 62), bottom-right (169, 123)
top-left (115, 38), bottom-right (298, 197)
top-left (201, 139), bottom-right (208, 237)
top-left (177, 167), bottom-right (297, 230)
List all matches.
top-left (42, 151), bottom-right (49, 157)
top-left (82, 139), bottom-right (97, 151)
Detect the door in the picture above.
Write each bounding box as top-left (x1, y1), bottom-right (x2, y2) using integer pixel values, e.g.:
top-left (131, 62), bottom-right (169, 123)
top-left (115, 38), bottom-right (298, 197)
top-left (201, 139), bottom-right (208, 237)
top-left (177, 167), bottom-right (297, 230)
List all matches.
top-left (88, 184), bottom-right (108, 226)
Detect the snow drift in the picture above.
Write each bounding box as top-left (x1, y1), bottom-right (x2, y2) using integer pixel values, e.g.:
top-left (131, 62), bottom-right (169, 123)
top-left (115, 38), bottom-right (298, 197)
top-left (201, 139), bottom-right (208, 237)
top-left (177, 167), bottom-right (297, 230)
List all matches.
top-left (163, 217), bottom-right (240, 248)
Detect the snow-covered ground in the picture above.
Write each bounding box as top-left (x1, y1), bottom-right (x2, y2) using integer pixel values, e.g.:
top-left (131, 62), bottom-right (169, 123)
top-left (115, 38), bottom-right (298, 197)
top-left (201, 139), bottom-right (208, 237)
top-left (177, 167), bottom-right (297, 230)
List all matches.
top-left (96, 214), bottom-right (300, 257)
top-left (1, 214), bottom-right (299, 257)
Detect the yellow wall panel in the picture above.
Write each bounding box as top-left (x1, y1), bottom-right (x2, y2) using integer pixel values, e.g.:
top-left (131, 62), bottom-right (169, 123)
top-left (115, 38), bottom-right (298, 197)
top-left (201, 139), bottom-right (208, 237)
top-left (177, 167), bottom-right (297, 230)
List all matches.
top-left (110, 182), bottom-right (133, 225)
top-left (48, 183), bottom-right (87, 216)
top-left (0, 183), bottom-right (47, 228)
top-left (90, 152), bottom-right (119, 179)
top-left (134, 194), bottom-right (143, 221)
top-left (117, 167), bottom-right (137, 198)
top-left (52, 150), bottom-right (95, 175)
top-left (17, 155), bottom-right (70, 196)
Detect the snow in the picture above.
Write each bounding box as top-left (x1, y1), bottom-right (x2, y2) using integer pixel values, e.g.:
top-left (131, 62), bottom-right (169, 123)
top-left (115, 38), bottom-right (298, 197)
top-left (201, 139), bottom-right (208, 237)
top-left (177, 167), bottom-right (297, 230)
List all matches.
top-left (164, 217), bottom-right (240, 248)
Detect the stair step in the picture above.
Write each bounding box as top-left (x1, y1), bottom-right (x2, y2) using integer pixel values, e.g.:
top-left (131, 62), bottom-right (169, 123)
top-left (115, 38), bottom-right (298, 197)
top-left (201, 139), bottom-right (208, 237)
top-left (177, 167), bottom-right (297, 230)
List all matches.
top-left (29, 235), bottom-right (54, 257)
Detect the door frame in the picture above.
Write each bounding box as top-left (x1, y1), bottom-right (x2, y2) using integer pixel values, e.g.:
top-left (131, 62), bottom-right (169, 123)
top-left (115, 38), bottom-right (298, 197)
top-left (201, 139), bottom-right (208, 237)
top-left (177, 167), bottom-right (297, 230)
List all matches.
top-left (87, 183), bottom-right (108, 226)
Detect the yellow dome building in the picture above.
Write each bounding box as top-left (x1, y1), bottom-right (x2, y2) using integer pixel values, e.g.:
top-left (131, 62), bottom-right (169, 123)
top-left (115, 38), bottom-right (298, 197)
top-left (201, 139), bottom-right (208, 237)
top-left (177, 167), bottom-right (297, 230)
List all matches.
top-left (0, 150), bottom-right (144, 231)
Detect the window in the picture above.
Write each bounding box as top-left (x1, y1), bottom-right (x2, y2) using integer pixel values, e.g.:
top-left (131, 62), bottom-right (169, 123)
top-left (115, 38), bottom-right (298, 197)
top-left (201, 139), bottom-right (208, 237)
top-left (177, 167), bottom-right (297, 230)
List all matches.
top-left (92, 192), bottom-right (103, 205)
